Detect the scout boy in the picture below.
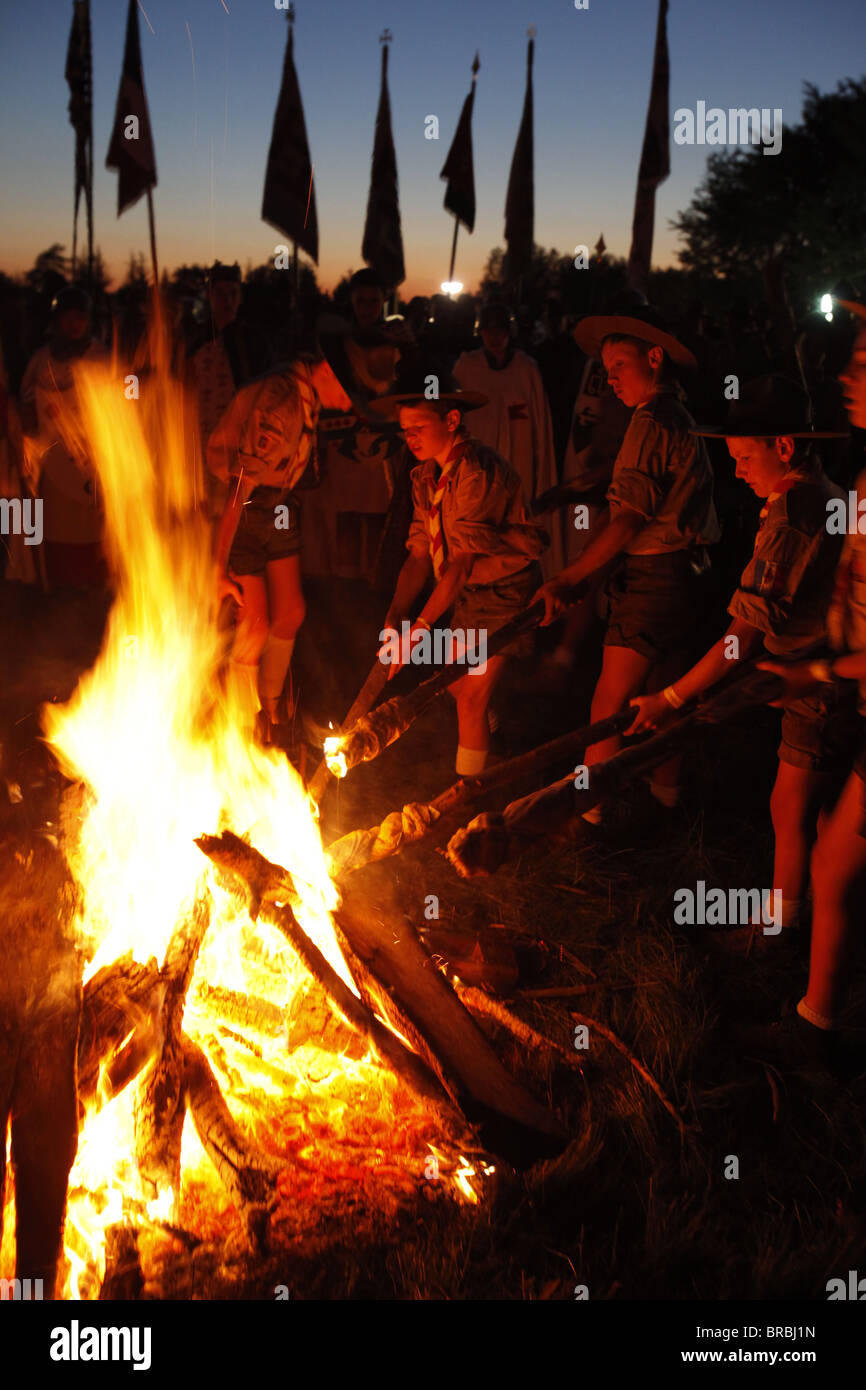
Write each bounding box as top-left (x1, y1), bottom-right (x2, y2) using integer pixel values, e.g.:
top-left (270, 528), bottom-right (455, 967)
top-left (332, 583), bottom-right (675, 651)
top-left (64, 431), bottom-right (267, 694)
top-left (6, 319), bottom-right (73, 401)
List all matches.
top-left (628, 374), bottom-right (850, 940)
top-left (370, 373), bottom-right (548, 775)
top-left (535, 305), bottom-right (720, 819)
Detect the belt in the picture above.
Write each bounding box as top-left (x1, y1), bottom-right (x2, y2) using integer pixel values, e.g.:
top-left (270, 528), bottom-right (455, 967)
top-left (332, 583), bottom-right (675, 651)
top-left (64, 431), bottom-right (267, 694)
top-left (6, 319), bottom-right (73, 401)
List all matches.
top-left (463, 562), bottom-right (534, 593)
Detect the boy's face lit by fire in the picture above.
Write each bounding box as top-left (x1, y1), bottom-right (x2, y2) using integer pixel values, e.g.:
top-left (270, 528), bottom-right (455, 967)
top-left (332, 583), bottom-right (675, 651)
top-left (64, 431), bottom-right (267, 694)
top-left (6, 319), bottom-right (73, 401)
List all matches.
top-left (726, 437), bottom-right (793, 498)
top-left (601, 338), bottom-right (664, 408)
top-left (399, 404), bottom-right (461, 461)
top-left (840, 325), bottom-right (866, 429)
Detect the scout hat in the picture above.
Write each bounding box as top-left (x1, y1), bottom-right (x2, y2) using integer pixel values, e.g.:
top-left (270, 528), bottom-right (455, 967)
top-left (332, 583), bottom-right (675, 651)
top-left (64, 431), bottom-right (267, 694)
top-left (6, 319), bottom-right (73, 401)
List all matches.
top-left (574, 303), bottom-right (697, 369)
top-left (366, 369), bottom-right (488, 420)
top-left (691, 373), bottom-right (847, 439)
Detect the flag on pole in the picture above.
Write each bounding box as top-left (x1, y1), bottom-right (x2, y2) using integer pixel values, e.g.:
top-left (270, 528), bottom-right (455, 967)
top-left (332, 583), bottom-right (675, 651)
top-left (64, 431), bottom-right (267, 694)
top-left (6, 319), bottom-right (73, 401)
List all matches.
top-left (626, 0), bottom-right (670, 293)
top-left (362, 37), bottom-right (405, 289)
top-left (262, 13), bottom-right (319, 263)
top-left (105, 0), bottom-right (157, 216)
top-left (65, 0), bottom-right (93, 272)
top-left (504, 30), bottom-right (535, 283)
top-left (440, 54), bottom-right (480, 233)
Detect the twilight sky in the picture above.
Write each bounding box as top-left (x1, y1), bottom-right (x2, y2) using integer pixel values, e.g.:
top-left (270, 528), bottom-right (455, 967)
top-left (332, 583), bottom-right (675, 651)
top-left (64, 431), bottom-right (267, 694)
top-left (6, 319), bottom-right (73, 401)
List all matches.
top-left (0, 0), bottom-right (862, 297)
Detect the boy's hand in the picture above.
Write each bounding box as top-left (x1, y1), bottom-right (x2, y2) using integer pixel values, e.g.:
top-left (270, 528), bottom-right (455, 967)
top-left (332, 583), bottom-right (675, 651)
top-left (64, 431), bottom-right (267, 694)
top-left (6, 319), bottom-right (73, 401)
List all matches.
top-left (625, 691), bottom-right (674, 735)
top-left (533, 576), bottom-right (575, 626)
top-left (380, 621), bottom-right (428, 680)
top-left (756, 659), bottom-right (822, 707)
top-left (216, 567), bottom-right (244, 607)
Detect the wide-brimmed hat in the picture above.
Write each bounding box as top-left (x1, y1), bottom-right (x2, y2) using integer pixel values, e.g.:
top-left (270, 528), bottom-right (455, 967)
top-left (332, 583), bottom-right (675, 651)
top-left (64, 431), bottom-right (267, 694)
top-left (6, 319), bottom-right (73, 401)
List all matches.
top-left (574, 304), bottom-right (697, 368)
top-left (691, 374), bottom-right (848, 439)
top-left (367, 370), bottom-right (488, 419)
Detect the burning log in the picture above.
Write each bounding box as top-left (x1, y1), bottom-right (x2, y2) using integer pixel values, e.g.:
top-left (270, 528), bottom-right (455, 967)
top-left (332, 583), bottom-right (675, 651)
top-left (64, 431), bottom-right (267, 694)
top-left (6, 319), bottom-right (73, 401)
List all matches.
top-left (78, 953), bottom-right (165, 1105)
top-left (324, 710), bottom-right (633, 879)
top-left (335, 860), bottom-right (567, 1164)
top-left (319, 599), bottom-right (554, 787)
top-left (195, 832), bottom-right (471, 1138)
top-left (197, 831), bottom-right (567, 1165)
top-left (134, 892), bottom-right (213, 1201)
top-left (182, 1037), bottom-right (282, 1233)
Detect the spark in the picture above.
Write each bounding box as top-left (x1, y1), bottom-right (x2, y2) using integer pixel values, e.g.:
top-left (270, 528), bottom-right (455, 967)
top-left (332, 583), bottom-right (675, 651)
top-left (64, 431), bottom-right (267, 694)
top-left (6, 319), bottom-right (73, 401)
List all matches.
top-left (136, 0), bottom-right (155, 36)
top-left (220, 0), bottom-right (230, 12)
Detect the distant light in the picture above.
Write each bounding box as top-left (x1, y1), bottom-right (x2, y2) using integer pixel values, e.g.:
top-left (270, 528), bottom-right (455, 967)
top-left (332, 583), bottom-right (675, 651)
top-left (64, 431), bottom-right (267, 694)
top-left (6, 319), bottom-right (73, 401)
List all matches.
top-left (440, 281), bottom-right (463, 297)
top-left (820, 293), bottom-right (833, 322)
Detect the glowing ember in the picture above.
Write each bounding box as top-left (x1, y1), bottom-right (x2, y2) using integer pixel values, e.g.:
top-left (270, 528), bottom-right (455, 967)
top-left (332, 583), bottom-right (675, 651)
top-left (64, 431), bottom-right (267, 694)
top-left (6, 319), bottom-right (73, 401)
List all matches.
top-left (323, 734), bottom-right (348, 779)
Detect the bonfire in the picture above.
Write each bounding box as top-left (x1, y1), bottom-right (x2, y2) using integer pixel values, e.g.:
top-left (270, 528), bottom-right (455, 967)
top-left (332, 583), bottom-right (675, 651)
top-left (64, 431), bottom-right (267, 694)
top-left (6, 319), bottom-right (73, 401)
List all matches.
top-left (2, 324), bottom-right (503, 1301)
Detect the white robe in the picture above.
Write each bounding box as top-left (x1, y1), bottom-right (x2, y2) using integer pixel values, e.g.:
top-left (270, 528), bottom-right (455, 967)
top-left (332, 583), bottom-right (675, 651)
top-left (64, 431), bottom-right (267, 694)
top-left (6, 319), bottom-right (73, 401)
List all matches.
top-left (453, 347), bottom-right (564, 577)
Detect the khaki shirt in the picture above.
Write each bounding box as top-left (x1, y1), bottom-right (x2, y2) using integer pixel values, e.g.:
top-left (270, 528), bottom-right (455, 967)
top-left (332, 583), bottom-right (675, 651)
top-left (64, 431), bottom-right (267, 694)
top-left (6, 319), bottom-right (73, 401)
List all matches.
top-left (729, 462), bottom-right (846, 656)
top-left (207, 363), bottom-right (318, 491)
top-left (607, 388), bottom-right (720, 555)
top-left (406, 435), bottom-right (548, 585)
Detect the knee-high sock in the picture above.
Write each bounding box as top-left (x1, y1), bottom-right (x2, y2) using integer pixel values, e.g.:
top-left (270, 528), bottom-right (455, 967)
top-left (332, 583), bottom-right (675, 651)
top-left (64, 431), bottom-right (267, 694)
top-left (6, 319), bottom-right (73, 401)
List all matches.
top-left (228, 659), bottom-right (260, 728)
top-left (258, 635), bottom-right (295, 713)
top-left (456, 745), bottom-right (488, 775)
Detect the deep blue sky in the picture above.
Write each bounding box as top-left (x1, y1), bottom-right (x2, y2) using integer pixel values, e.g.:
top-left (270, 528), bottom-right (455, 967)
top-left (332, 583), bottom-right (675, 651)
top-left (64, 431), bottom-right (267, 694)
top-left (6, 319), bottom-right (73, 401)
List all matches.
top-left (0, 0), bottom-right (863, 295)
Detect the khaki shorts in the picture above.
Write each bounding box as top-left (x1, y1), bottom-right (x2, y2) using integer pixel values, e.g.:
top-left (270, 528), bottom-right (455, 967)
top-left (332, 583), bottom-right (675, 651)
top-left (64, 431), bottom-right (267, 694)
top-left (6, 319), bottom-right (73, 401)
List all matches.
top-left (779, 684), bottom-right (860, 773)
top-left (604, 551), bottom-right (706, 662)
top-left (229, 485), bottom-right (301, 576)
top-left (453, 563), bottom-right (542, 660)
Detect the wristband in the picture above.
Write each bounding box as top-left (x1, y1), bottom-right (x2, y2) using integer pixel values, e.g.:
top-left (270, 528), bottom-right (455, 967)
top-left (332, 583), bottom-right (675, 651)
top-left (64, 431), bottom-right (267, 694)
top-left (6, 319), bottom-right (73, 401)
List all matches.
top-left (663, 684), bottom-right (685, 710)
top-left (808, 660), bottom-right (836, 684)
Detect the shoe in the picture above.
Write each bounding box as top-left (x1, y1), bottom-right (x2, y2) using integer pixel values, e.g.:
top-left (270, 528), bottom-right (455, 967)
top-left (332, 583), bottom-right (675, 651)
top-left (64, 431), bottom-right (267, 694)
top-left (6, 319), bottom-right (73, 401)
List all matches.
top-left (730, 1013), bottom-right (866, 1079)
top-left (707, 924), bottom-right (806, 960)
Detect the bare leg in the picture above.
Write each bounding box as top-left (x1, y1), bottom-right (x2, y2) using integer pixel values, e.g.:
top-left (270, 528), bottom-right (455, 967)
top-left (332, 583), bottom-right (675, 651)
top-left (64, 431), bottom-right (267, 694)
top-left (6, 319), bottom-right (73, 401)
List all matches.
top-left (228, 572), bottom-right (269, 728)
top-left (770, 762), bottom-right (829, 918)
top-left (261, 555), bottom-right (305, 720)
top-left (451, 655), bottom-right (508, 770)
top-left (584, 644), bottom-right (654, 771)
top-left (803, 770), bottom-right (866, 1022)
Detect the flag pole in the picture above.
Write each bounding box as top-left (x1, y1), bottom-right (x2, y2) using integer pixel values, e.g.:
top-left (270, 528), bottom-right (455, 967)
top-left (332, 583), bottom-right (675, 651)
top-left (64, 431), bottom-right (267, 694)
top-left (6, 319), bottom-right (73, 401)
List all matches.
top-left (448, 216), bottom-right (459, 282)
top-left (146, 188), bottom-right (159, 288)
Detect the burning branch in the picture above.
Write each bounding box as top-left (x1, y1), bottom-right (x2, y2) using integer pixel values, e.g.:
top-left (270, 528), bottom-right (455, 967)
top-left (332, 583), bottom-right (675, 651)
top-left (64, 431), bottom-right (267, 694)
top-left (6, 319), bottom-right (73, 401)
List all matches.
top-left (324, 710), bottom-right (633, 878)
top-left (318, 600), bottom-right (550, 789)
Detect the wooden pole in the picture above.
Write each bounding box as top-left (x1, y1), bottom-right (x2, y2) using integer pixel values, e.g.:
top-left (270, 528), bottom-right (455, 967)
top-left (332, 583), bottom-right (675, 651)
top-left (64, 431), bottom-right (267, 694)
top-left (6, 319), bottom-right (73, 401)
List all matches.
top-left (448, 215), bottom-right (459, 283)
top-left (146, 188), bottom-right (159, 288)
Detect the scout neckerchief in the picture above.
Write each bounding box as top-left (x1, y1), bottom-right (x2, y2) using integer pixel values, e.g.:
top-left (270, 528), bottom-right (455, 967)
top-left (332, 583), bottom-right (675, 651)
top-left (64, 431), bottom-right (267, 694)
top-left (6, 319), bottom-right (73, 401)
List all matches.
top-left (429, 435), bottom-right (466, 579)
top-left (757, 469), bottom-right (801, 531)
top-left (284, 361), bottom-right (319, 488)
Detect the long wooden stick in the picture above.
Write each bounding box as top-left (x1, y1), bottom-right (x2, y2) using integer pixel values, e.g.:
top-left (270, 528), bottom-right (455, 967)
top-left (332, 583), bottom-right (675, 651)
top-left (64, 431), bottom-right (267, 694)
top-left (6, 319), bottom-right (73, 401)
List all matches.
top-left (325, 707), bottom-right (632, 878)
top-left (307, 656), bottom-right (391, 802)
top-left (325, 599), bottom-right (552, 784)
